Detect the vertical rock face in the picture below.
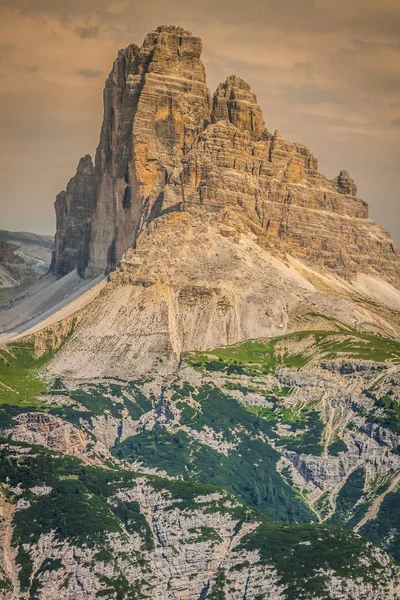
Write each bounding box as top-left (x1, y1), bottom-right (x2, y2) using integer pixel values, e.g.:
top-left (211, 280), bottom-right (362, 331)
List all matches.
top-left (51, 24), bottom-right (400, 287)
top-left (83, 25), bottom-right (211, 276)
top-left (212, 75), bottom-right (267, 140)
top-left (51, 155), bottom-right (94, 277)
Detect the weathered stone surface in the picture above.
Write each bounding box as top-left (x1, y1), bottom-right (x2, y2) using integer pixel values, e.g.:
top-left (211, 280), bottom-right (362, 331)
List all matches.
top-left (211, 75), bottom-right (267, 140)
top-left (82, 25), bottom-right (211, 276)
top-left (51, 24), bottom-right (400, 288)
top-left (333, 169), bottom-right (358, 196)
top-left (51, 154), bottom-right (94, 277)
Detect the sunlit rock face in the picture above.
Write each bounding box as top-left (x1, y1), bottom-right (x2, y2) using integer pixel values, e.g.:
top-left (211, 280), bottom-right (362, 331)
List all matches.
top-left (51, 24), bottom-right (400, 285)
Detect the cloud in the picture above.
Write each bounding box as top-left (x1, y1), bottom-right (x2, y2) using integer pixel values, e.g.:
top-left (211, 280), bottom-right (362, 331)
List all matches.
top-left (282, 85), bottom-right (343, 106)
top-left (75, 68), bottom-right (103, 78)
top-left (74, 25), bottom-right (100, 39)
top-left (17, 64), bottom-right (40, 72)
top-left (0, 42), bottom-right (14, 60)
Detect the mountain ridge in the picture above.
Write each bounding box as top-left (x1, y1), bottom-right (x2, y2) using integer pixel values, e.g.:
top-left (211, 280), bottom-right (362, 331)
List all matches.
top-left (0, 24), bottom-right (400, 600)
top-left (50, 24), bottom-right (400, 286)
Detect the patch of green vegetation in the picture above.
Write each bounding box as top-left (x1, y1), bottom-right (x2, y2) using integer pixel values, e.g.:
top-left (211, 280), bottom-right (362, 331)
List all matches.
top-left (113, 428), bottom-right (314, 524)
top-left (314, 492), bottom-right (332, 520)
top-left (0, 403), bottom-right (41, 431)
top-left (361, 490), bottom-right (400, 562)
top-left (208, 568), bottom-right (226, 599)
top-left (273, 385), bottom-right (293, 397)
top-left (187, 330), bottom-right (400, 379)
top-left (328, 468), bottom-right (365, 528)
top-left (237, 521), bottom-right (383, 600)
top-left (171, 381), bottom-right (195, 400)
top-left (317, 331), bottom-right (400, 364)
top-left (16, 545), bottom-right (33, 591)
top-left (28, 558), bottom-right (64, 600)
top-left (49, 380), bottom-right (153, 425)
top-left (366, 392), bottom-right (400, 438)
top-left (328, 438), bottom-right (348, 456)
top-left (187, 526), bottom-right (222, 545)
top-left (13, 478), bottom-right (122, 548)
top-left (111, 500), bottom-right (154, 551)
top-left (187, 337), bottom-right (308, 376)
top-left (185, 384), bottom-right (277, 440)
top-left (0, 565), bottom-right (11, 593)
top-left (148, 477), bottom-right (222, 511)
top-left (0, 343), bottom-right (52, 407)
top-left (97, 576), bottom-right (148, 599)
top-left (243, 404), bottom-right (276, 422)
top-left (176, 401), bottom-right (197, 421)
top-left (0, 444), bottom-right (143, 556)
top-left (277, 410), bottom-right (324, 456)
top-left (38, 558), bottom-right (63, 573)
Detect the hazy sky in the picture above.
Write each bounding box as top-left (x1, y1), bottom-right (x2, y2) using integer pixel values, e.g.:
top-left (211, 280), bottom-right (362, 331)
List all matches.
top-left (1, 0), bottom-right (399, 241)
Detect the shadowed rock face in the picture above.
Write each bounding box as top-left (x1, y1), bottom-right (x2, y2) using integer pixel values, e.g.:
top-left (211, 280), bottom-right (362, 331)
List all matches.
top-left (51, 154), bottom-right (94, 277)
top-left (51, 25), bottom-right (400, 285)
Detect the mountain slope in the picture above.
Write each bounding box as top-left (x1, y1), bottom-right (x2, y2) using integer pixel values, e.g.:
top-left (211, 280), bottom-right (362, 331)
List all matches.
top-left (0, 241), bottom-right (38, 305)
top-left (0, 230), bottom-right (53, 275)
top-left (0, 23), bottom-right (400, 600)
top-left (0, 328), bottom-right (399, 598)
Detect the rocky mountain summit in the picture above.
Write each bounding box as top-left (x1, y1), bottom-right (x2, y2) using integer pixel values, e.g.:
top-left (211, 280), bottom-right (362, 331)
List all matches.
top-left (39, 23), bottom-right (400, 382)
top-left (51, 25), bottom-right (399, 285)
top-left (1, 24), bottom-right (400, 600)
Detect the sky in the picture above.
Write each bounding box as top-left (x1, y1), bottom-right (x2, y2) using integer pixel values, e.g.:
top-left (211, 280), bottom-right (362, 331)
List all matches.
top-left (0, 0), bottom-right (399, 241)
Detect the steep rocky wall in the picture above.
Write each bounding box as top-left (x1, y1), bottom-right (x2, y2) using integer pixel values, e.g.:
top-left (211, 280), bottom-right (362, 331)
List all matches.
top-left (83, 25), bottom-right (211, 276)
top-left (51, 155), bottom-right (94, 277)
top-left (50, 24), bottom-right (400, 287)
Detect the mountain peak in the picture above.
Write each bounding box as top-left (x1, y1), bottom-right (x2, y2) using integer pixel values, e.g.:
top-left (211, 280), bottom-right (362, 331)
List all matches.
top-left (77, 154), bottom-right (93, 174)
top-left (155, 24), bottom-right (193, 35)
top-left (50, 25), bottom-right (399, 288)
top-left (212, 74), bottom-right (267, 140)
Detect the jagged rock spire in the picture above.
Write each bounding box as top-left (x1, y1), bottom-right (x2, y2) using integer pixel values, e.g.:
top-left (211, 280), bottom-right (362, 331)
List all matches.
top-left (83, 25), bottom-right (211, 276)
top-left (334, 169), bottom-right (357, 196)
top-left (50, 25), bottom-right (399, 287)
top-left (212, 75), bottom-right (267, 140)
top-left (51, 155), bottom-right (94, 277)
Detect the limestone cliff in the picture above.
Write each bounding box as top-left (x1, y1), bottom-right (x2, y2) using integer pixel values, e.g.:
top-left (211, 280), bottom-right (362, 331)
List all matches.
top-left (51, 154), bottom-right (94, 277)
top-left (50, 25), bottom-right (400, 286)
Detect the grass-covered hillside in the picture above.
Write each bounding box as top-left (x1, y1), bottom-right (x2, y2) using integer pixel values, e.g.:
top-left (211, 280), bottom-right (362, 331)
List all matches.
top-left (0, 326), bottom-right (399, 598)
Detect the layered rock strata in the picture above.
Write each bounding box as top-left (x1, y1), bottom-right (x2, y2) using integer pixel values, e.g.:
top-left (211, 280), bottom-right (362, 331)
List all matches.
top-left (50, 25), bottom-right (400, 285)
